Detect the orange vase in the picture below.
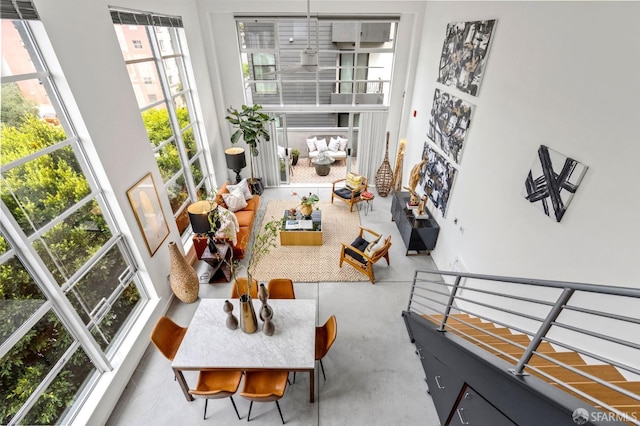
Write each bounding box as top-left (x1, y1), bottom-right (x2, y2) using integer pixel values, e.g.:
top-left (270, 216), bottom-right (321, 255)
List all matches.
top-left (300, 204), bottom-right (313, 217)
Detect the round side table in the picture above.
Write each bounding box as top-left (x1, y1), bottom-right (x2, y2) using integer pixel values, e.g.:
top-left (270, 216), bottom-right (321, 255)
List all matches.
top-left (360, 193), bottom-right (375, 216)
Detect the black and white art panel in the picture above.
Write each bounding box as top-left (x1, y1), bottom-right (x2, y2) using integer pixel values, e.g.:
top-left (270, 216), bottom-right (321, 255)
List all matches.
top-left (421, 143), bottom-right (457, 217)
top-left (437, 19), bottom-right (496, 96)
top-left (427, 88), bottom-right (475, 165)
top-left (522, 145), bottom-right (588, 222)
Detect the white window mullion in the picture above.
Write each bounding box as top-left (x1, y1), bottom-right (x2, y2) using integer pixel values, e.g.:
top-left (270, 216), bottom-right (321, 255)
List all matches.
top-left (0, 204), bottom-right (112, 372)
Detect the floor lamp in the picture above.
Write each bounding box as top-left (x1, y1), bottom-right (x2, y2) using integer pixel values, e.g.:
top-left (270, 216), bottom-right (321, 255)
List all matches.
top-left (225, 147), bottom-right (246, 184)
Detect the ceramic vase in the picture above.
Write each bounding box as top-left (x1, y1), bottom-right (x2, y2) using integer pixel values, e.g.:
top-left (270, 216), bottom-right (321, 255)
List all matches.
top-left (263, 314), bottom-right (275, 336)
top-left (168, 241), bottom-right (199, 303)
top-left (300, 204), bottom-right (313, 217)
top-left (258, 283), bottom-right (273, 321)
top-left (223, 299), bottom-right (238, 330)
top-left (239, 294), bottom-right (258, 334)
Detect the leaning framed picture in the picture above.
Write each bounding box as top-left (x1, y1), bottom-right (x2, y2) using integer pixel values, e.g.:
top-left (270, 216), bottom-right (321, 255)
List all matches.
top-left (127, 173), bottom-right (170, 256)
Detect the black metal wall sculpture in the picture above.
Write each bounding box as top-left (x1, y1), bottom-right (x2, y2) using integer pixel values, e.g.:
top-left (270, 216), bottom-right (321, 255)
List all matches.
top-left (522, 145), bottom-right (588, 222)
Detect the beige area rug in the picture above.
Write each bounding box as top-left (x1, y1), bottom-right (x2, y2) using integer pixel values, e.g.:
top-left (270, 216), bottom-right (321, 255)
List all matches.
top-left (250, 200), bottom-right (368, 282)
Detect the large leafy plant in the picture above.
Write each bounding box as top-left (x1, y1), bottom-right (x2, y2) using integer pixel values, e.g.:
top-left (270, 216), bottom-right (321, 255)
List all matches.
top-left (225, 104), bottom-right (274, 186)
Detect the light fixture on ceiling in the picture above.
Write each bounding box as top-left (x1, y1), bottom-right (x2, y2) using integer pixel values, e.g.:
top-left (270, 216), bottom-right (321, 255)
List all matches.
top-left (275, 0), bottom-right (323, 74)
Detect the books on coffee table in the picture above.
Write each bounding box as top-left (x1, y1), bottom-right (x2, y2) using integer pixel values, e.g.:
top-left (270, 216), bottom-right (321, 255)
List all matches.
top-left (285, 220), bottom-right (313, 230)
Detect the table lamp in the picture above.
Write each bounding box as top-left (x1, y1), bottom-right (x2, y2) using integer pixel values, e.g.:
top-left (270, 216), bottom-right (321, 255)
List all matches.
top-left (225, 147), bottom-right (247, 183)
top-left (187, 200), bottom-right (217, 236)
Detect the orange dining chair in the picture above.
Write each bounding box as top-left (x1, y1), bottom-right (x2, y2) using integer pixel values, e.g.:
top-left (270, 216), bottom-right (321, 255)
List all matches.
top-left (150, 316), bottom-right (187, 381)
top-left (189, 370), bottom-right (243, 420)
top-left (231, 277), bottom-right (258, 298)
top-left (316, 315), bottom-right (338, 381)
top-left (239, 370), bottom-right (289, 424)
top-left (267, 278), bottom-right (295, 299)
top-left (294, 314), bottom-right (338, 383)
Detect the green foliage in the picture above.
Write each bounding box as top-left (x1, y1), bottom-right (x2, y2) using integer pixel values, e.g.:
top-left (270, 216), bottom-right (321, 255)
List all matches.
top-left (247, 218), bottom-right (284, 277)
top-left (225, 104), bottom-right (273, 182)
top-left (0, 105), bottom-right (141, 424)
top-left (141, 107), bottom-right (193, 182)
top-left (1, 115), bottom-right (88, 234)
top-left (1, 83), bottom-right (38, 127)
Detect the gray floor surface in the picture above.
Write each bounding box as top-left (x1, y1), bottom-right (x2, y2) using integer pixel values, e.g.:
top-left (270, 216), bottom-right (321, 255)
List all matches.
top-left (106, 186), bottom-right (441, 426)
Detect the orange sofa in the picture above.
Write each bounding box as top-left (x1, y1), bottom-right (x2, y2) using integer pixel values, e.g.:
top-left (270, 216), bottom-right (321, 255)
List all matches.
top-left (213, 182), bottom-right (260, 259)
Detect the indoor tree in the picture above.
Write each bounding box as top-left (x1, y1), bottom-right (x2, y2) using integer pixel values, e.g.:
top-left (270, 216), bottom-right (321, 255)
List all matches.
top-left (225, 104), bottom-right (273, 194)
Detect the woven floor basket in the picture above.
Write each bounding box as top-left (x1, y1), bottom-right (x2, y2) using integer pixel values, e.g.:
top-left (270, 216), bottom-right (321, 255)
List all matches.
top-left (375, 132), bottom-right (393, 197)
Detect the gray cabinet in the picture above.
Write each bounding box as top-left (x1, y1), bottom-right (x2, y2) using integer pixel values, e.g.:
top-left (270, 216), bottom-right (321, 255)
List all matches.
top-left (449, 386), bottom-right (516, 426)
top-left (391, 192), bottom-right (439, 255)
top-left (403, 312), bottom-right (608, 426)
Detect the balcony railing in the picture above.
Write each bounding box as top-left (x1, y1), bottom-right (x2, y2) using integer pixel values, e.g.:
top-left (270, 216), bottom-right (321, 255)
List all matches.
top-left (406, 269), bottom-right (640, 424)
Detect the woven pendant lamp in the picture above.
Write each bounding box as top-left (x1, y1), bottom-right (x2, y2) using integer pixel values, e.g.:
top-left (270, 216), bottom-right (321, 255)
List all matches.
top-left (375, 131), bottom-right (393, 197)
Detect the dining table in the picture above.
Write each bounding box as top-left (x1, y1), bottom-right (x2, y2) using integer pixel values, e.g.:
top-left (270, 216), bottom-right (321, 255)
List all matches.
top-left (171, 298), bottom-right (317, 403)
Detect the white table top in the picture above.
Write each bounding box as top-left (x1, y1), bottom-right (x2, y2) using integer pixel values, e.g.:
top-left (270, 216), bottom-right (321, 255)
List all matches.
top-left (172, 298), bottom-right (316, 370)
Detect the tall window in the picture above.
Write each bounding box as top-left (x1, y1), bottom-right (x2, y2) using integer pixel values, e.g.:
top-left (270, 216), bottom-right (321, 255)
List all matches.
top-left (1, 7), bottom-right (145, 425)
top-left (237, 18), bottom-right (397, 110)
top-left (251, 53), bottom-right (277, 94)
top-left (112, 9), bottom-right (211, 236)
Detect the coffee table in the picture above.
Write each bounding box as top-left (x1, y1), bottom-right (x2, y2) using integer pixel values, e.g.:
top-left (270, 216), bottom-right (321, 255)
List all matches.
top-left (312, 156), bottom-right (335, 176)
top-left (280, 209), bottom-right (322, 246)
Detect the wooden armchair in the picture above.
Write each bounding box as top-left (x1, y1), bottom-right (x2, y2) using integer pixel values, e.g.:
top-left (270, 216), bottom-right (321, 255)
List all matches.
top-left (339, 226), bottom-right (391, 284)
top-left (331, 173), bottom-right (368, 212)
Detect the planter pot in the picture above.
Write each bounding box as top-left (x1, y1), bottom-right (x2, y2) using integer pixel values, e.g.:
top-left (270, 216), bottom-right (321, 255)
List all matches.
top-left (300, 204), bottom-right (313, 217)
top-left (168, 242), bottom-right (199, 303)
top-left (291, 155), bottom-right (299, 166)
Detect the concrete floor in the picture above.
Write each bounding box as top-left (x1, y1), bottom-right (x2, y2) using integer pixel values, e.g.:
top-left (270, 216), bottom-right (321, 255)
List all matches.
top-left (106, 186), bottom-right (441, 426)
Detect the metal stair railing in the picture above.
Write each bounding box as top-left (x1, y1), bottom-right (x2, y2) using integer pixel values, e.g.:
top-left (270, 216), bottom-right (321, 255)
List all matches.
top-left (406, 269), bottom-right (640, 425)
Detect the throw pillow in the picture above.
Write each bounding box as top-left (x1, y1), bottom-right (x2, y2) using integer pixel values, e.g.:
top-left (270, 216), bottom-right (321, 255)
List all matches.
top-left (227, 178), bottom-right (252, 201)
top-left (306, 137), bottom-right (317, 152)
top-left (315, 138), bottom-right (328, 152)
top-left (364, 235), bottom-right (381, 256)
top-left (337, 136), bottom-right (348, 151)
top-left (365, 235), bottom-right (386, 257)
top-left (328, 137), bottom-right (340, 152)
top-left (222, 189), bottom-right (248, 212)
top-left (346, 172), bottom-right (363, 190)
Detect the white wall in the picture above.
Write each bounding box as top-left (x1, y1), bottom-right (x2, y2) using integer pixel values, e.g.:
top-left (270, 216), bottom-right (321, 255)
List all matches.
top-left (404, 1), bottom-right (640, 288)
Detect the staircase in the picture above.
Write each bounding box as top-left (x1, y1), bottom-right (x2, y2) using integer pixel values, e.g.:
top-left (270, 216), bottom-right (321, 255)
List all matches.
top-left (425, 313), bottom-right (640, 422)
top-left (406, 270), bottom-right (640, 425)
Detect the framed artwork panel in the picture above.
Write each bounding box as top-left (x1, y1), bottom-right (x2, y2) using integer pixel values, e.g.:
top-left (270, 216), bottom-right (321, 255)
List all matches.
top-left (427, 88), bottom-right (475, 165)
top-left (437, 19), bottom-right (496, 96)
top-left (421, 144), bottom-right (458, 217)
top-left (127, 173), bottom-right (170, 255)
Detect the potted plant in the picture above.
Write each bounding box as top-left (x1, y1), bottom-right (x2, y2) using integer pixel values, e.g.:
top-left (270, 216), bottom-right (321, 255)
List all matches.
top-left (292, 191), bottom-right (319, 217)
top-left (225, 104), bottom-right (274, 195)
top-left (290, 148), bottom-right (300, 166)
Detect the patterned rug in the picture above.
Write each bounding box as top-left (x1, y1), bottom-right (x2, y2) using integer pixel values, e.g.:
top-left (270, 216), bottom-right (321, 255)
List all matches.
top-left (250, 200), bottom-right (368, 282)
